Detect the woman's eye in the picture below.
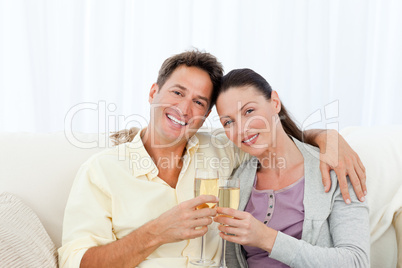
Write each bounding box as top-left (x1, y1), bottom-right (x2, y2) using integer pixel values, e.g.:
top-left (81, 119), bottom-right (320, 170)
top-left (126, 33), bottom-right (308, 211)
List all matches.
top-left (245, 108), bottom-right (254, 115)
top-left (223, 120), bottom-right (233, 127)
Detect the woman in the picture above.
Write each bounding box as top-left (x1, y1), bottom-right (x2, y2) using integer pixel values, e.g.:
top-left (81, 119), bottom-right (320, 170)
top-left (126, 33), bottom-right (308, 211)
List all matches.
top-left (213, 69), bottom-right (370, 267)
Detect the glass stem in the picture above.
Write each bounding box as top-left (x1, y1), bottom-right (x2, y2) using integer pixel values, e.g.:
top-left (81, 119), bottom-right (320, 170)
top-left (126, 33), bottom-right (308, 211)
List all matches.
top-left (200, 235), bottom-right (205, 260)
top-left (220, 237), bottom-right (227, 267)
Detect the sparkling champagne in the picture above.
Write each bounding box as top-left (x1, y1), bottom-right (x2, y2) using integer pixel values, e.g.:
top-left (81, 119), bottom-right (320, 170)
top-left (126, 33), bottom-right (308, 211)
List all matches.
top-left (195, 178), bottom-right (219, 208)
top-left (218, 187), bottom-right (240, 209)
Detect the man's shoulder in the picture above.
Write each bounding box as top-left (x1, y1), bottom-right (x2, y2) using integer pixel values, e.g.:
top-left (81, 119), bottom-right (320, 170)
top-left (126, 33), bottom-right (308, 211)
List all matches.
top-left (195, 128), bottom-right (230, 146)
top-left (82, 143), bottom-right (130, 167)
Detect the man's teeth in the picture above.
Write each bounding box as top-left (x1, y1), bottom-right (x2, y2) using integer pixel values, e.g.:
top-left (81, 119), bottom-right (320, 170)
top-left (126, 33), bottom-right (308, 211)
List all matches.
top-left (167, 114), bottom-right (187, 126)
top-left (244, 134), bottom-right (258, 143)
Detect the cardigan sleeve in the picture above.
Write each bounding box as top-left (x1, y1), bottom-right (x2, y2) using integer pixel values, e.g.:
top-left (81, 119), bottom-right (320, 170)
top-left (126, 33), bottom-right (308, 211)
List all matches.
top-left (225, 241), bottom-right (243, 268)
top-left (269, 174), bottom-right (370, 267)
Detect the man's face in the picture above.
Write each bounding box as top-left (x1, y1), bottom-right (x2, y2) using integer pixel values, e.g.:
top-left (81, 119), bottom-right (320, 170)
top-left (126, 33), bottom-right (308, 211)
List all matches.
top-left (148, 65), bottom-right (213, 146)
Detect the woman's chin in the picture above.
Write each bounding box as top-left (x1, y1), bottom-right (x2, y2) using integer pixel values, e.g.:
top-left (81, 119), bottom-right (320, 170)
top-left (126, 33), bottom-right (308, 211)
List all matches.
top-left (241, 144), bottom-right (267, 158)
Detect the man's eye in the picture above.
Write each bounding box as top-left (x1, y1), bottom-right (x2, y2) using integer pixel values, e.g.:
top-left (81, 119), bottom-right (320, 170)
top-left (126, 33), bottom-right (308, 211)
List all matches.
top-left (173, 91), bottom-right (182, 96)
top-left (195, 100), bottom-right (204, 107)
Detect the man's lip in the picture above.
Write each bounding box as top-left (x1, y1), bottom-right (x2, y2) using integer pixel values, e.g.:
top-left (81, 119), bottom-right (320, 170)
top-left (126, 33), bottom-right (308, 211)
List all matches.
top-left (242, 133), bottom-right (259, 143)
top-left (166, 113), bottom-right (188, 126)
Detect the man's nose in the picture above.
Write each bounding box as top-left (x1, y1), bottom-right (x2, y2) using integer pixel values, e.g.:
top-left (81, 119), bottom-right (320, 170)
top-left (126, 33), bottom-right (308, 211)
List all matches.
top-left (176, 98), bottom-right (191, 116)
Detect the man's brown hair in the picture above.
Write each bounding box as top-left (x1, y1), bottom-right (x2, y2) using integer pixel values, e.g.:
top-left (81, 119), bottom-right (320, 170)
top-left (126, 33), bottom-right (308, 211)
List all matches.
top-left (156, 50), bottom-right (224, 110)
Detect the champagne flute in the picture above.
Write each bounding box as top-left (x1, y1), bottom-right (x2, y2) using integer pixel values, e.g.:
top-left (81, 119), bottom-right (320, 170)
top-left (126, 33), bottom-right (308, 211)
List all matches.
top-left (190, 168), bottom-right (219, 266)
top-left (217, 176), bottom-right (240, 268)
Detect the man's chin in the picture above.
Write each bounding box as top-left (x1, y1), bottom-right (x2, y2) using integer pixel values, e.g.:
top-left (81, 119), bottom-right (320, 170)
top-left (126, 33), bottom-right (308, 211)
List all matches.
top-left (170, 130), bottom-right (196, 141)
top-left (152, 129), bottom-right (189, 147)
top-left (148, 123), bottom-right (200, 147)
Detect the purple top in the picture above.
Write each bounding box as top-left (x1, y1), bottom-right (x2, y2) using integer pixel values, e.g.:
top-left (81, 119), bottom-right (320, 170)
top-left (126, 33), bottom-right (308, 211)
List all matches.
top-left (243, 175), bottom-right (305, 268)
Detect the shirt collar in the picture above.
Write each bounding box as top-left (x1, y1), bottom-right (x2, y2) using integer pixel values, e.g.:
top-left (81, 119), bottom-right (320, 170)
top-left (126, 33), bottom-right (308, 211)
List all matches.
top-left (127, 129), bottom-right (200, 180)
top-left (185, 134), bottom-right (199, 156)
top-left (127, 129), bottom-right (159, 180)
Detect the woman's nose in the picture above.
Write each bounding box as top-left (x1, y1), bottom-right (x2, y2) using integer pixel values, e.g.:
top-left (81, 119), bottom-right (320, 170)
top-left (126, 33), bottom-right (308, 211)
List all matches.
top-left (239, 119), bottom-right (248, 135)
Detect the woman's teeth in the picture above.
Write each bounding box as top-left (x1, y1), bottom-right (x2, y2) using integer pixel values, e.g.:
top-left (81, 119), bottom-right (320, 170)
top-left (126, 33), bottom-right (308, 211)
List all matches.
top-left (243, 134), bottom-right (258, 143)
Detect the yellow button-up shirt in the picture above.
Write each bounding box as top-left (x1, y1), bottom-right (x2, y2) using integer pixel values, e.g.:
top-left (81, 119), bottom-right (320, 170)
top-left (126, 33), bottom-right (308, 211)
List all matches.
top-left (58, 129), bottom-right (246, 267)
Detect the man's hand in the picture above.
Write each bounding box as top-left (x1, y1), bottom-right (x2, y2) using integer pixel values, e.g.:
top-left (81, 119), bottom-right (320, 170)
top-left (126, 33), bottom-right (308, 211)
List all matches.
top-left (81, 195), bottom-right (218, 268)
top-left (153, 195), bottom-right (218, 244)
top-left (314, 129), bottom-right (367, 204)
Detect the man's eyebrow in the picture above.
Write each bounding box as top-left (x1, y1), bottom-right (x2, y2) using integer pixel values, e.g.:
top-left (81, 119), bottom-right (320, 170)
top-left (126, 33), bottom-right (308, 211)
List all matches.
top-left (170, 84), bottom-right (209, 104)
top-left (197, 95), bottom-right (209, 103)
top-left (170, 84), bottom-right (188, 91)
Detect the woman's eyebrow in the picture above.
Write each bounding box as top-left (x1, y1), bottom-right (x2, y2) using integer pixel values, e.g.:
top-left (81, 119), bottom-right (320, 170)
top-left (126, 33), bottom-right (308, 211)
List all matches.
top-left (240, 101), bottom-right (256, 111)
top-left (219, 115), bottom-right (231, 120)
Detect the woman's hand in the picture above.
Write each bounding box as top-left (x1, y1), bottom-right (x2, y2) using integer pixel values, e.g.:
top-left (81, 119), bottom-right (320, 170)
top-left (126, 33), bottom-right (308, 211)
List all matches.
top-left (213, 207), bottom-right (277, 253)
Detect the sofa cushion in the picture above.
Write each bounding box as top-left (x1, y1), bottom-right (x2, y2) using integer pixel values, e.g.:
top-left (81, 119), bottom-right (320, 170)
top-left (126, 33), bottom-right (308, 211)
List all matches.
top-left (0, 192), bottom-right (58, 267)
top-left (341, 125), bottom-right (402, 267)
top-left (0, 132), bottom-right (105, 247)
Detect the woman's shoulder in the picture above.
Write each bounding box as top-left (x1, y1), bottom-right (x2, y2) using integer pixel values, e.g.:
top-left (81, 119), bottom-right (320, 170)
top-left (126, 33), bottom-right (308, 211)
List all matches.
top-left (292, 137), bottom-right (339, 196)
top-left (292, 137), bottom-right (320, 160)
top-left (234, 156), bottom-right (258, 173)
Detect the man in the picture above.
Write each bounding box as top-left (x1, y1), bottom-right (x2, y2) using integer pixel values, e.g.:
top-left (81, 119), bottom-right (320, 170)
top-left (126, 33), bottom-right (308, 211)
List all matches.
top-left (59, 50), bottom-right (366, 267)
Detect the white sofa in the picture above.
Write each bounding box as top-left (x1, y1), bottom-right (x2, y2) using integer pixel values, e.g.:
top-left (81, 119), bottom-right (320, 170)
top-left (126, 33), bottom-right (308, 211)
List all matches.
top-left (1, 126), bottom-right (401, 267)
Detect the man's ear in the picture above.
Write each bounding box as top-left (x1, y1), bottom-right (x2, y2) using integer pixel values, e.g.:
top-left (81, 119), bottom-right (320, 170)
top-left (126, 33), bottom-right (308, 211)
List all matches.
top-left (271, 91), bottom-right (282, 113)
top-left (149, 83), bottom-right (159, 104)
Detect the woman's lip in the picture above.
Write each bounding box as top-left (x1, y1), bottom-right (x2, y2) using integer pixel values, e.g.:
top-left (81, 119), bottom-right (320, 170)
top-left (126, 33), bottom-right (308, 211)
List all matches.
top-left (242, 133), bottom-right (259, 145)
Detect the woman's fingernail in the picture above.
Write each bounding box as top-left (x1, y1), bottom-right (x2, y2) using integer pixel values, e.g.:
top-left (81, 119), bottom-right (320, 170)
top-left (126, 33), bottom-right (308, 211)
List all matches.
top-left (364, 191), bottom-right (367, 195)
top-left (360, 196), bottom-right (365, 202)
top-left (346, 199), bottom-right (351, 204)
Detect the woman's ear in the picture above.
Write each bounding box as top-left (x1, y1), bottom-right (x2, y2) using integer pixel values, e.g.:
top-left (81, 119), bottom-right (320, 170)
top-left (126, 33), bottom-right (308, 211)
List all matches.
top-left (149, 83), bottom-right (159, 103)
top-left (271, 90), bottom-right (281, 113)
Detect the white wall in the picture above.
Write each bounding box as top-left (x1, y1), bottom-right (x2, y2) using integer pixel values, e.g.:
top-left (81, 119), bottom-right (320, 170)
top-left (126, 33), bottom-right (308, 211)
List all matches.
top-left (1, 0), bottom-right (401, 133)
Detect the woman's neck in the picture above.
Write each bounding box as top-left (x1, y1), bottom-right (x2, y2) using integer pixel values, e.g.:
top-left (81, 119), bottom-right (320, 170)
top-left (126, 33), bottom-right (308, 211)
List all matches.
top-left (256, 129), bottom-right (304, 179)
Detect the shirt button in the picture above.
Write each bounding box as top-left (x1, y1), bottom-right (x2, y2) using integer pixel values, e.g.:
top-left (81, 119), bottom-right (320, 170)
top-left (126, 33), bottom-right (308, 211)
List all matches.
top-left (270, 194), bottom-right (273, 198)
top-left (267, 213), bottom-right (271, 216)
top-left (264, 221), bottom-right (268, 224)
top-left (270, 205), bottom-right (273, 208)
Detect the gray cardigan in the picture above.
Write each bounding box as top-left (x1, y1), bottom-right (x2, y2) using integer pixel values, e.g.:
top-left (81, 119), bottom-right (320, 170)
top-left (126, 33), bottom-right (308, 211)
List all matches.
top-left (225, 138), bottom-right (370, 268)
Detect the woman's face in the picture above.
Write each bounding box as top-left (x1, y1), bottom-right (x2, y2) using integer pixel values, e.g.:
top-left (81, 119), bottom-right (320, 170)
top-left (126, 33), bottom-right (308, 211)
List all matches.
top-left (216, 86), bottom-right (281, 157)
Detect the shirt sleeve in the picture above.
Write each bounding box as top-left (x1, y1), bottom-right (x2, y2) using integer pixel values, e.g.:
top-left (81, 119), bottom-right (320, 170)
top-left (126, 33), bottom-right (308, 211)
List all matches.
top-left (58, 161), bottom-right (116, 268)
top-left (269, 174), bottom-right (370, 267)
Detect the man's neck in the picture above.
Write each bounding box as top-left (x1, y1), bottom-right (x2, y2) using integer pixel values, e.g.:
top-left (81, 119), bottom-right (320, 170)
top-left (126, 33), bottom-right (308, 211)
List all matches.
top-left (142, 127), bottom-right (188, 158)
top-left (141, 126), bottom-right (189, 188)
